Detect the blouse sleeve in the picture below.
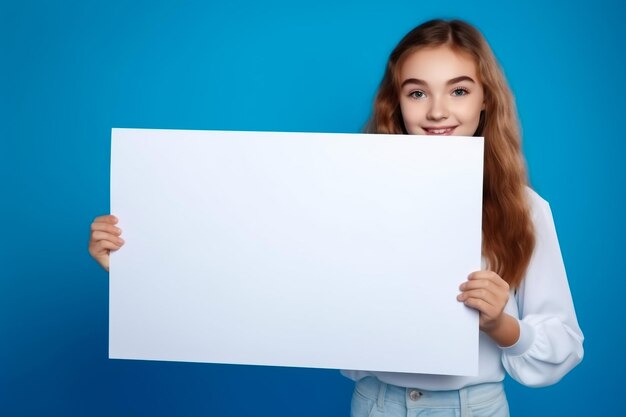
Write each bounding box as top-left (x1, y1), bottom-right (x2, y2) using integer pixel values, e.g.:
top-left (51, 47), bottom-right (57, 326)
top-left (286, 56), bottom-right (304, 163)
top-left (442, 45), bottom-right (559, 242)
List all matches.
top-left (499, 190), bottom-right (584, 387)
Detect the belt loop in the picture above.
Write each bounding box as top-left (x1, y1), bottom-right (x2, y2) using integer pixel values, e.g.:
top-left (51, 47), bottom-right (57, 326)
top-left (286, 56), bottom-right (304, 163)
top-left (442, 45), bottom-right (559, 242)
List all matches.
top-left (376, 380), bottom-right (387, 411)
top-left (459, 386), bottom-right (469, 417)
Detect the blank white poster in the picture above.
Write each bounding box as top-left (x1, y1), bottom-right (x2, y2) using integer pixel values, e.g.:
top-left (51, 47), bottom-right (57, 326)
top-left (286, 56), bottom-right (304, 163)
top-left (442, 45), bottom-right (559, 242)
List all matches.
top-left (110, 128), bottom-right (483, 376)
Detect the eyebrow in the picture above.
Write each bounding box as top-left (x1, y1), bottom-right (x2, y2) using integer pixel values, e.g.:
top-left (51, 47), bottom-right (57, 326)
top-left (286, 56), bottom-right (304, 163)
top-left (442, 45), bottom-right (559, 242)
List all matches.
top-left (400, 76), bottom-right (476, 88)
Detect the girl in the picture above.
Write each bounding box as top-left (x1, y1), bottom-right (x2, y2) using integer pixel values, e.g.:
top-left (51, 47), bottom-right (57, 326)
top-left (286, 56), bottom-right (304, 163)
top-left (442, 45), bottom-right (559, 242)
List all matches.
top-left (89, 18), bottom-right (584, 417)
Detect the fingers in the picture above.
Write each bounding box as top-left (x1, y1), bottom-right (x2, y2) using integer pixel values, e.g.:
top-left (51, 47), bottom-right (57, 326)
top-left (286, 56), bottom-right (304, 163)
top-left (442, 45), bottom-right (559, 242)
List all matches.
top-left (90, 215), bottom-right (123, 242)
top-left (458, 272), bottom-right (508, 300)
top-left (93, 214), bottom-right (118, 224)
top-left (93, 239), bottom-right (124, 252)
top-left (88, 234), bottom-right (124, 259)
top-left (90, 230), bottom-right (125, 247)
top-left (457, 291), bottom-right (501, 325)
top-left (90, 213), bottom-right (124, 247)
top-left (457, 270), bottom-right (510, 328)
top-left (466, 271), bottom-right (509, 290)
top-left (91, 221), bottom-right (122, 235)
top-left (457, 288), bottom-right (498, 307)
top-left (89, 214), bottom-right (124, 272)
top-left (459, 296), bottom-right (496, 315)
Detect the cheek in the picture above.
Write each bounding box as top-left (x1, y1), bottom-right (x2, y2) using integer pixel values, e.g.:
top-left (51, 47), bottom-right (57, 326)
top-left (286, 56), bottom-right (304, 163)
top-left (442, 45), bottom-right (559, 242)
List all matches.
top-left (399, 101), bottom-right (422, 134)
top-left (458, 100), bottom-right (484, 125)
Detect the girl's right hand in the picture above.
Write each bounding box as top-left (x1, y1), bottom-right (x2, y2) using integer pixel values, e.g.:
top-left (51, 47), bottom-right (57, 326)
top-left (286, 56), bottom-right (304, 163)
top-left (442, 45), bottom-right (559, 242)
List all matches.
top-left (88, 215), bottom-right (124, 272)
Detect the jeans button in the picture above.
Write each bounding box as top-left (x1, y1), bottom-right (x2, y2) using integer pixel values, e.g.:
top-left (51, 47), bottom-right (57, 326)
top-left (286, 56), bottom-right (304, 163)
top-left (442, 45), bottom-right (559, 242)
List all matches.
top-left (409, 389), bottom-right (422, 401)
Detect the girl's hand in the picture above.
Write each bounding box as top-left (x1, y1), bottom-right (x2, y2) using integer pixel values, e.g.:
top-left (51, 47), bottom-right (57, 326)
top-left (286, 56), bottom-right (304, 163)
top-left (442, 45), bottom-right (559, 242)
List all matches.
top-left (457, 271), bottom-right (511, 332)
top-left (88, 215), bottom-right (124, 272)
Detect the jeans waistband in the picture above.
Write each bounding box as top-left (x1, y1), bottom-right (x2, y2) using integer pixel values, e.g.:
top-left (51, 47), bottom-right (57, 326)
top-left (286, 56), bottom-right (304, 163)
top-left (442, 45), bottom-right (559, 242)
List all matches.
top-left (355, 376), bottom-right (505, 409)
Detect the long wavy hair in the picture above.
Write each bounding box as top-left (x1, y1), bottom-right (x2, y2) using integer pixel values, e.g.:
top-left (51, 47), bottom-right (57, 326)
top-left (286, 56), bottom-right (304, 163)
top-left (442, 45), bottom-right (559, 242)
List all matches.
top-left (366, 19), bottom-right (534, 288)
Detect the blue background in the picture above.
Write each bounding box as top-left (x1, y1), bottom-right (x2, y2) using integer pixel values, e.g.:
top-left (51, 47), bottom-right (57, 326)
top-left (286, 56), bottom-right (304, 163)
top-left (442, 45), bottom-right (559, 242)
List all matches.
top-left (2, 0), bottom-right (624, 415)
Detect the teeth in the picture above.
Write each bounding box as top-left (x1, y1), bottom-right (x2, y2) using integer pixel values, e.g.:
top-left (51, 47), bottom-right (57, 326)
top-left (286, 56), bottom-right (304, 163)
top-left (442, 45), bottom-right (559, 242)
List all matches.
top-left (427, 128), bottom-right (451, 134)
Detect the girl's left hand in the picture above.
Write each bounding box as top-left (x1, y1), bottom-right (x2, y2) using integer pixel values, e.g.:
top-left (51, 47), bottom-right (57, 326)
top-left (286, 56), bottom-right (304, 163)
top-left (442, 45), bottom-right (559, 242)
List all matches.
top-left (457, 271), bottom-right (510, 332)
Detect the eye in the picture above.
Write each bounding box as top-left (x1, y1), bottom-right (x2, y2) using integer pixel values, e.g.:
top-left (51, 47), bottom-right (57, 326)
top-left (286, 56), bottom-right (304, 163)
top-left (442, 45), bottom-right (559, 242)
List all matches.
top-left (409, 90), bottom-right (426, 100)
top-left (451, 87), bottom-right (469, 97)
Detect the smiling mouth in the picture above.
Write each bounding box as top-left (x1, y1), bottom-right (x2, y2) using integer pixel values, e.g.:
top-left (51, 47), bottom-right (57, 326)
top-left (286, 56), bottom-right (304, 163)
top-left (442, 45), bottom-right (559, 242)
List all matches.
top-left (423, 127), bottom-right (457, 135)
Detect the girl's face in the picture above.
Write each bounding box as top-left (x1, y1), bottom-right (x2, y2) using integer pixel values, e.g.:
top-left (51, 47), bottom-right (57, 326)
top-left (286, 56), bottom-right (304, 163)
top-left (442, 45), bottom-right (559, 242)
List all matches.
top-left (398, 46), bottom-right (485, 136)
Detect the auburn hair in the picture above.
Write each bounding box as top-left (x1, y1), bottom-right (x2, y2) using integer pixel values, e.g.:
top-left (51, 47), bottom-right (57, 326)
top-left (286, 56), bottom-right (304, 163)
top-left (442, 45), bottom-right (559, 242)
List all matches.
top-left (366, 19), bottom-right (535, 288)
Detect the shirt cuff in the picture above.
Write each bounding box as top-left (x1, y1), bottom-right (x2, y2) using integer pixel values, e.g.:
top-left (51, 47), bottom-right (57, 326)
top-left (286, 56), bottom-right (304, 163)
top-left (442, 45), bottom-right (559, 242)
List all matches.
top-left (499, 318), bottom-right (535, 356)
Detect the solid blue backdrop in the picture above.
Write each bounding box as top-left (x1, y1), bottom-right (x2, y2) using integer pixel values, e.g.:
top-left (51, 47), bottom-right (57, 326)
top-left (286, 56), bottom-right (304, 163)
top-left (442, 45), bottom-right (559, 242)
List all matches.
top-left (2, 0), bottom-right (624, 415)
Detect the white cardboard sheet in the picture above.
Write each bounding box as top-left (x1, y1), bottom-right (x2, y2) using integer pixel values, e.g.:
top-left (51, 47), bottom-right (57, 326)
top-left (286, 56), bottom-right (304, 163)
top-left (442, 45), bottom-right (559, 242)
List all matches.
top-left (110, 128), bottom-right (483, 376)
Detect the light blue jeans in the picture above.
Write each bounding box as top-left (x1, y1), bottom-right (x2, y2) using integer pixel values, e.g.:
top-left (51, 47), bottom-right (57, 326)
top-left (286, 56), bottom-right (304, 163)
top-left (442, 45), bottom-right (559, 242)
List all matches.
top-left (351, 376), bottom-right (509, 417)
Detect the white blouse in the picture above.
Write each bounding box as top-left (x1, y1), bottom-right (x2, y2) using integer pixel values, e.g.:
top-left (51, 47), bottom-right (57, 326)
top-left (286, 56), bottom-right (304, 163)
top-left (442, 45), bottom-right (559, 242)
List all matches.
top-left (341, 188), bottom-right (584, 390)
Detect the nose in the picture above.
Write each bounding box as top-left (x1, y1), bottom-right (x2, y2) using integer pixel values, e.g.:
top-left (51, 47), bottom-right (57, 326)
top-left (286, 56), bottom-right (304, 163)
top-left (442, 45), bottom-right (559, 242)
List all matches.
top-left (426, 95), bottom-right (448, 121)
